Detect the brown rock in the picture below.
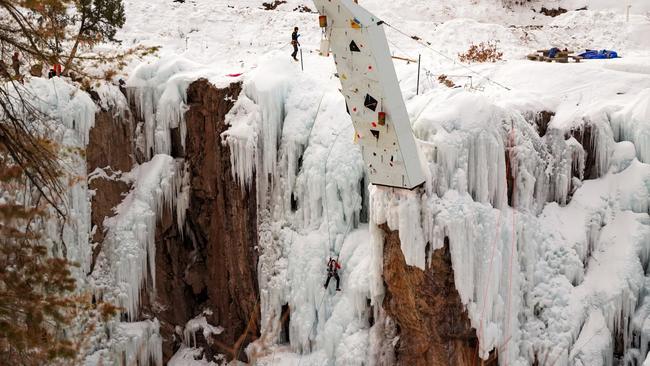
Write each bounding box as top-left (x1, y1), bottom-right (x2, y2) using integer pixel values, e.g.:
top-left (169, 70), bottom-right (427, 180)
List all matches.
top-left (145, 79), bottom-right (260, 363)
top-left (381, 224), bottom-right (497, 366)
top-left (87, 108), bottom-right (135, 273)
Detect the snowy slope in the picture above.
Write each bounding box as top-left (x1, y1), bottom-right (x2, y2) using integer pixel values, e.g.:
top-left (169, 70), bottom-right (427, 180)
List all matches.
top-left (70, 0), bottom-right (650, 365)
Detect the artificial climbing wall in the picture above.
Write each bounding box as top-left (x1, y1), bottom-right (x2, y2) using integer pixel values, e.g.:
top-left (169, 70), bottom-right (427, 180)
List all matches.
top-left (314, 0), bottom-right (426, 189)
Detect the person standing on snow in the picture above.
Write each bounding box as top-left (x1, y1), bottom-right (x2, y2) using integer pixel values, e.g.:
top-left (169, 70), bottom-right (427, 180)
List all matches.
top-left (324, 257), bottom-right (341, 291)
top-left (11, 52), bottom-right (22, 79)
top-left (291, 27), bottom-right (300, 61)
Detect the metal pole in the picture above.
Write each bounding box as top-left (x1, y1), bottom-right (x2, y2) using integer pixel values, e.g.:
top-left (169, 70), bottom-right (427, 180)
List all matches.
top-left (416, 54), bottom-right (421, 95)
top-left (627, 4), bottom-right (632, 22)
top-left (300, 48), bottom-right (304, 71)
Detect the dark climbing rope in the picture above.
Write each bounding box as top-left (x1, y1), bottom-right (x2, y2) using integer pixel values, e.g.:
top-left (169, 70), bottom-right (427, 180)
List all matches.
top-left (323, 125), bottom-right (351, 254)
top-left (381, 21), bottom-right (512, 91)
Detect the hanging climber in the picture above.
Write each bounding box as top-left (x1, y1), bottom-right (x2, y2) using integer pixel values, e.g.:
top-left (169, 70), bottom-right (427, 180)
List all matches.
top-left (291, 26), bottom-right (300, 61)
top-left (324, 257), bottom-right (341, 291)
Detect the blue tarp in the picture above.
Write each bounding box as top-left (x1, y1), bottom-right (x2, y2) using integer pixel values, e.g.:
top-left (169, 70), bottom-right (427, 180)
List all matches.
top-left (548, 47), bottom-right (560, 58)
top-left (579, 49), bottom-right (619, 59)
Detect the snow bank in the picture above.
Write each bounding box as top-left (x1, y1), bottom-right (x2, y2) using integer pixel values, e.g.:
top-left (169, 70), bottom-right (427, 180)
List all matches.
top-left (548, 10), bottom-right (650, 54)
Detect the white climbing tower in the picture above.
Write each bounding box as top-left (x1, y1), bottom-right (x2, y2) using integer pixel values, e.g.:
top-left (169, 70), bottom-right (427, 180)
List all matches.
top-left (314, 0), bottom-right (426, 189)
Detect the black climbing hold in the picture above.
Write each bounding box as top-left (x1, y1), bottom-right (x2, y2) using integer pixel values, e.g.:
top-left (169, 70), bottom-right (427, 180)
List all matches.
top-left (364, 94), bottom-right (378, 111)
top-left (371, 130), bottom-right (380, 140)
top-left (350, 40), bottom-right (361, 52)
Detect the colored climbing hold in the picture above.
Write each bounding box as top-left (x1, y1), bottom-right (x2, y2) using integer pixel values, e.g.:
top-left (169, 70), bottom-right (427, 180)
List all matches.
top-left (364, 94), bottom-right (378, 111)
top-left (350, 40), bottom-right (361, 52)
top-left (378, 112), bottom-right (386, 126)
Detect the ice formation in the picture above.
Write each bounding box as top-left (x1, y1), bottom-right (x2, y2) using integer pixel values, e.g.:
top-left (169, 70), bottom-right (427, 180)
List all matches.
top-left (97, 23), bottom-right (650, 366)
top-left (228, 59), bottom-right (650, 365)
top-left (183, 311), bottom-right (225, 348)
top-left (168, 346), bottom-right (224, 366)
top-left (3, 78), bottom-right (98, 277)
top-left (3, 76), bottom-right (171, 366)
top-left (91, 154), bottom-right (185, 319)
top-left (85, 320), bottom-right (163, 366)
top-left (16, 0), bottom-right (646, 364)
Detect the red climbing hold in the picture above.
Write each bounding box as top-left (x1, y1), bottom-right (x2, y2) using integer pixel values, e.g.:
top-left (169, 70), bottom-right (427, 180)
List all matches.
top-left (378, 112), bottom-right (386, 126)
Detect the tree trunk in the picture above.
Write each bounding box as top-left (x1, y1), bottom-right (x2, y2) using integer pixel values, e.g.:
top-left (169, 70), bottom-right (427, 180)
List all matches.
top-left (63, 18), bottom-right (85, 76)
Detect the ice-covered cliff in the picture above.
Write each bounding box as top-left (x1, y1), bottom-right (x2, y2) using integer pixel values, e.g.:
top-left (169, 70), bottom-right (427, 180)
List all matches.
top-left (19, 0), bottom-right (650, 365)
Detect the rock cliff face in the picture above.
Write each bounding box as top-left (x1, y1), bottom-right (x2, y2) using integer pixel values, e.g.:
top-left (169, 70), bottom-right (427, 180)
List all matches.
top-left (146, 79), bottom-right (260, 363)
top-left (381, 224), bottom-right (498, 366)
top-left (87, 107), bottom-right (134, 272)
top-left (87, 80), bottom-right (260, 363)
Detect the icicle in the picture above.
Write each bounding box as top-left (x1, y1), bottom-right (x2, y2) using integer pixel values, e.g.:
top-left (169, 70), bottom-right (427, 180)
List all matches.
top-left (222, 94), bottom-right (260, 189)
top-left (183, 311), bottom-right (224, 348)
top-left (112, 320), bottom-right (163, 366)
top-left (92, 155), bottom-right (181, 319)
top-left (127, 56), bottom-right (204, 158)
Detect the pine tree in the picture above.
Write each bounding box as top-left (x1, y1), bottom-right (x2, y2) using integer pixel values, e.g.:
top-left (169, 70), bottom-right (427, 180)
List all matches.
top-left (63, 0), bottom-right (126, 74)
top-left (1, 0), bottom-right (150, 82)
top-left (0, 1), bottom-right (122, 364)
top-left (0, 132), bottom-right (117, 365)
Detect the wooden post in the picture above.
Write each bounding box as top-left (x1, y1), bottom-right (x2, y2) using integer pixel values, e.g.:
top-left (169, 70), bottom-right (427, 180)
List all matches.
top-left (300, 48), bottom-right (304, 71)
top-left (391, 55), bottom-right (417, 63)
top-left (416, 54), bottom-right (421, 95)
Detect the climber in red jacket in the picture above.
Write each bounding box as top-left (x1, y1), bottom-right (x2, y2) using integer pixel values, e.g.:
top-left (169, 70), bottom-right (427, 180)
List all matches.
top-left (324, 257), bottom-right (341, 291)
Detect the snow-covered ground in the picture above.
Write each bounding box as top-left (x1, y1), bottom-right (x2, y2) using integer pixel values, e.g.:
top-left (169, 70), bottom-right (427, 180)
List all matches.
top-left (20, 0), bottom-right (650, 365)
